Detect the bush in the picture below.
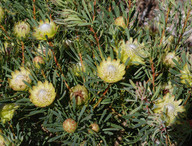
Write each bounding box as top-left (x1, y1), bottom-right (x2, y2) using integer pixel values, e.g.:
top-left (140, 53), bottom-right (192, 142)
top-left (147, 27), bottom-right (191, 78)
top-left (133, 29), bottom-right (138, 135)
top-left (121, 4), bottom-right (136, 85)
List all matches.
top-left (0, 0), bottom-right (192, 145)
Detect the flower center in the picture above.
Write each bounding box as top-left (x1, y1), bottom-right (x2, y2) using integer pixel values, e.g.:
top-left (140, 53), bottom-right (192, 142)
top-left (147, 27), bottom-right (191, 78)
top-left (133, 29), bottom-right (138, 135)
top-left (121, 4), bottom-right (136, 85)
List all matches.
top-left (39, 23), bottom-right (51, 32)
top-left (107, 65), bottom-right (116, 72)
top-left (37, 89), bottom-right (50, 103)
top-left (126, 44), bottom-right (137, 50)
top-left (18, 25), bottom-right (27, 30)
top-left (105, 64), bottom-right (117, 78)
top-left (15, 74), bottom-right (26, 85)
top-left (165, 103), bottom-right (175, 114)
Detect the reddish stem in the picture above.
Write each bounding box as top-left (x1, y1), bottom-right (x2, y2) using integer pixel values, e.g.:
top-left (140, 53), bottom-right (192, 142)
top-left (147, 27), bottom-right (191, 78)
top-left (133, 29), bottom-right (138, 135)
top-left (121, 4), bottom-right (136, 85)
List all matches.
top-left (93, 84), bottom-right (110, 109)
top-left (33, 0), bottom-right (36, 20)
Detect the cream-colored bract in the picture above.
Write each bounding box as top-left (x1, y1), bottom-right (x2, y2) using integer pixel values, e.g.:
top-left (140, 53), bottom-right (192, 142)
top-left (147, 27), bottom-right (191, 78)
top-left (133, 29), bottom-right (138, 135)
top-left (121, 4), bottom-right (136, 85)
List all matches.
top-left (97, 57), bottom-right (125, 83)
top-left (33, 19), bottom-right (58, 40)
top-left (114, 38), bottom-right (147, 65)
top-left (29, 80), bottom-right (56, 107)
top-left (9, 67), bottom-right (32, 91)
top-left (154, 93), bottom-right (185, 126)
top-left (13, 21), bottom-right (30, 39)
top-left (180, 64), bottom-right (192, 86)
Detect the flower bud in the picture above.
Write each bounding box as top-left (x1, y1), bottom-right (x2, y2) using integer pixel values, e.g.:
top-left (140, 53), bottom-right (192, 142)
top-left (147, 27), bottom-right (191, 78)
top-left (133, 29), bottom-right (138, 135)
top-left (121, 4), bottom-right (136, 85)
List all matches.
top-left (13, 21), bottom-right (30, 39)
top-left (88, 123), bottom-right (99, 134)
top-left (33, 56), bottom-right (45, 69)
top-left (70, 85), bottom-right (88, 106)
top-left (71, 61), bottom-right (86, 77)
top-left (114, 16), bottom-right (126, 29)
top-left (63, 118), bottom-right (77, 133)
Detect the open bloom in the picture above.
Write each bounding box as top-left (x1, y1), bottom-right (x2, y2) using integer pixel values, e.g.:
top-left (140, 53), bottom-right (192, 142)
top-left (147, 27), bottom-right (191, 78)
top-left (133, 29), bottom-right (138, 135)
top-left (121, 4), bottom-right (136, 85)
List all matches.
top-left (29, 80), bottom-right (56, 107)
top-left (9, 67), bottom-right (32, 91)
top-left (97, 57), bottom-right (125, 83)
top-left (114, 38), bottom-right (147, 65)
top-left (33, 19), bottom-right (58, 40)
top-left (70, 84), bottom-right (88, 106)
top-left (0, 103), bottom-right (18, 124)
top-left (154, 93), bottom-right (185, 126)
top-left (13, 21), bottom-right (30, 39)
top-left (180, 64), bottom-right (192, 86)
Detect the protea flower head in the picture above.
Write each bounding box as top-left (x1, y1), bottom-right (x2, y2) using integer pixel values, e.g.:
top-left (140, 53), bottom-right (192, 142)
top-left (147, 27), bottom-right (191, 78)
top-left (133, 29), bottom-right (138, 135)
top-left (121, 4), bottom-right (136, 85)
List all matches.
top-left (0, 6), bottom-right (4, 23)
top-left (88, 123), bottom-right (99, 134)
top-left (180, 64), bottom-right (192, 86)
top-left (33, 56), bottom-right (45, 69)
top-left (0, 103), bottom-right (19, 124)
top-left (97, 57), bottom-right (125, 83)
top-left (13, 21), bottom-right (30, 39)
top-left (154, 93), bottom-right (185, 126)
top-left (9, 67), bottom-right (32, 91)
top-left (33, 19), bottom-right (58, 40)
top-left (70, 84), bottom-right (88, 106)
top-left (163, 52), bottom-right (179, 67)
top-left (29, 80), bottom-right (56, 107)
top-left (63, 118), bottom-right (77, 133)
top-left (114, 38), bottom-right (148, 65)
top-left (114, 16), bottom-right (126, 29)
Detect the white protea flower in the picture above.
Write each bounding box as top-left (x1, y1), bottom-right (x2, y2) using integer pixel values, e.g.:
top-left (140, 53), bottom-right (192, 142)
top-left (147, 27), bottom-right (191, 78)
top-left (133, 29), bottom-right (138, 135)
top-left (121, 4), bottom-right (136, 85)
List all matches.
top-left (9, 67), bottom-right (32, 91)
top-left (29, 80), bottom-right (56, 107)
top-left (97, 57), bottom-right (126, 83)
top-left (154, 93), bottom-right (185, 126)
top-left (114, 38), bottom-right (148, 65)
top-left (33, 19), bottom-right (58, 40)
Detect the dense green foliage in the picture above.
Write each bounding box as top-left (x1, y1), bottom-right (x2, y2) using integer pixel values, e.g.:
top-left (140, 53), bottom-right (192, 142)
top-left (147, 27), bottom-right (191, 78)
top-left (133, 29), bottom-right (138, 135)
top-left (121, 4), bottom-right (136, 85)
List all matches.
top-left (0, 0), bottom-right (192, 145)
